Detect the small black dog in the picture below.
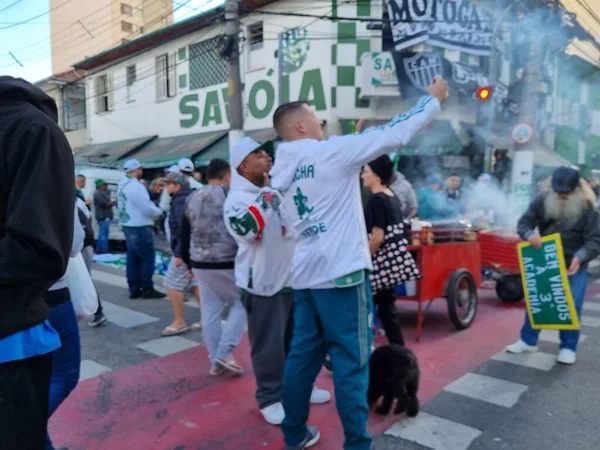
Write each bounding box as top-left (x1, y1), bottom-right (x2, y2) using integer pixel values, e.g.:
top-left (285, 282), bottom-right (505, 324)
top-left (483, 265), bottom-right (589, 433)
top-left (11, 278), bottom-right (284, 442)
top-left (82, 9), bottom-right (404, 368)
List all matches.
top-left (367, 344), bottom-right (420, 417)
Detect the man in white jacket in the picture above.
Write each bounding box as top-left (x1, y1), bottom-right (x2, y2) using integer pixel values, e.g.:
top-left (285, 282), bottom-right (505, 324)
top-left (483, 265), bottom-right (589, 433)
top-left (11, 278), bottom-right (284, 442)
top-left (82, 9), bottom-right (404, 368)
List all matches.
top-left (223, 138), bottom-right (331, 426)
top-left (118, 159), bottom-right (166, 299)
top-left (269, 76), bottom-right (449, 450)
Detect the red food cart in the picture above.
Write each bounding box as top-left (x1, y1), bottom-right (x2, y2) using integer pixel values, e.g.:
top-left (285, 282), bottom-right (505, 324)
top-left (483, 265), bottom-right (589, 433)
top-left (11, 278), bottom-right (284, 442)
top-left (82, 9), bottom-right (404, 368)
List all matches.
top-left (397, 226), bottom-right (481, 342)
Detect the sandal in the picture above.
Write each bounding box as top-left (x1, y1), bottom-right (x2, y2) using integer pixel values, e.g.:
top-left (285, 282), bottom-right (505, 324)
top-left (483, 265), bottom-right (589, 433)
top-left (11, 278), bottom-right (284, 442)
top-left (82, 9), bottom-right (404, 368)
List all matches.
top-left (190, 321), bottom-right (202, 331)
top-left (215, 358), bottom-right (244, 375)
top-left (209, 366), bottom-right (227, 376)
top-left (161, 325), bottom-right (188, 337)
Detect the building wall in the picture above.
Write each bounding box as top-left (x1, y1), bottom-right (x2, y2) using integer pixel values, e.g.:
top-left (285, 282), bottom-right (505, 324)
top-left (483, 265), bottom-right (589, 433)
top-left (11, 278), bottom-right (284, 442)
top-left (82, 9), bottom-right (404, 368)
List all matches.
top-left (50, 0), bottom-right (173, 75)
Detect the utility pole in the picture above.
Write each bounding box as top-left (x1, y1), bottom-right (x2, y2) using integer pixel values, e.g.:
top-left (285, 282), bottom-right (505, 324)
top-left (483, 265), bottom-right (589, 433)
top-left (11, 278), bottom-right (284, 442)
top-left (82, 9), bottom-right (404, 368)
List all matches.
top-left (225, 0), bottom-right (244, 149)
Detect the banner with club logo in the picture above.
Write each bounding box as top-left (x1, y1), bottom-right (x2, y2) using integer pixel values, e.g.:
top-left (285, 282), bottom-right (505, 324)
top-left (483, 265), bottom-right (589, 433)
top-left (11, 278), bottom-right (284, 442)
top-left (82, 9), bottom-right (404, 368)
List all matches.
top-left (386, 0), bottom-right (494, 56)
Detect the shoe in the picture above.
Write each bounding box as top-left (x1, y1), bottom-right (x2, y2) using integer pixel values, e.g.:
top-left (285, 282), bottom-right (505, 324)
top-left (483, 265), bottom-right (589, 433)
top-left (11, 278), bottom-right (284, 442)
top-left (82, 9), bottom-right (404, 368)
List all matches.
top-left (286, 426), bottom-right (320, 449)
top-left (208, 366), bottom-right (227, 376)
top-left (557, 349), bottom-right (576, 365)
top-left (141, 289), bottom-right (167, 299)
top-left (506, 340), bottom-right (538, 354)
top-left (88, 312), bottom-right (107, 327)
top-left (260, 402), bottom-right (285, 425)
top-left (215, 358), bottom-right (244, 375)
top-left (129, 289), bottom-right (143, 299)
top-left (310, 386), bottom-right (331, 404)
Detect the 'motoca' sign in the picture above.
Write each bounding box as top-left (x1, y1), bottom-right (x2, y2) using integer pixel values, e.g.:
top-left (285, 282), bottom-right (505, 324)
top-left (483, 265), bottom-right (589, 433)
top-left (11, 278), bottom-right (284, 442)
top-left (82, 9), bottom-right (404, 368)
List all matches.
top-left (386, 0), bottom-right (493, 56)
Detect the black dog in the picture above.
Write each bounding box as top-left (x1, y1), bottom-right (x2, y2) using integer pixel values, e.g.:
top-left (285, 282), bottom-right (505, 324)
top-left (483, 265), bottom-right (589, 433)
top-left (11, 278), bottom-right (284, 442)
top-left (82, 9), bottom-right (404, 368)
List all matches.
top-left (367, 344), bottom-right (420, 417)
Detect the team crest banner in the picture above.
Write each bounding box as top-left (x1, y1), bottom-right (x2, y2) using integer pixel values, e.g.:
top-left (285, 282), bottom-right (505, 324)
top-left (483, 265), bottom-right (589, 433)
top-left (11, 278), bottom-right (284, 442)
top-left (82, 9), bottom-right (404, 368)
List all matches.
top-left (386, 0), bottom-right (494, 56)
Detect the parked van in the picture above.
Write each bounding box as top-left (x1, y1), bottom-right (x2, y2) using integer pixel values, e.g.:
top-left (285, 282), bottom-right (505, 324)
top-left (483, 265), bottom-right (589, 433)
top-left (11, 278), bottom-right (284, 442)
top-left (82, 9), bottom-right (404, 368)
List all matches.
top-left (76, 167), bottom-right (126, 243)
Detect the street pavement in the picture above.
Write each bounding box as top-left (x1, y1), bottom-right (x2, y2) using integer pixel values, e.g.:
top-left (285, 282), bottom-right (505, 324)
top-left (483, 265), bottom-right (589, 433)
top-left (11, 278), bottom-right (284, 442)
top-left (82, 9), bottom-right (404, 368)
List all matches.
top-left (49, 260), bottom-right (600, 450)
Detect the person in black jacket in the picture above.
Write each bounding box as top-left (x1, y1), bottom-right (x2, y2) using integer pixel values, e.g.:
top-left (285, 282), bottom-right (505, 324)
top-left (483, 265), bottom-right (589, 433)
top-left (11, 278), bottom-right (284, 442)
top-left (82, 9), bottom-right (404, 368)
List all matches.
top-left (506, 166), bottom-right (600, 365)
top-left (161, 172), bottom-right (201, 337)
top-left (0, 76), bottom-right (75, 450)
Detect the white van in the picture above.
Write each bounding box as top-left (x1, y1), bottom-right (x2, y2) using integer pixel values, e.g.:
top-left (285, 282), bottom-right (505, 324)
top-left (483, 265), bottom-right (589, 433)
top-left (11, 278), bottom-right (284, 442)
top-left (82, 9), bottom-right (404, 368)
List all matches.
top-left (76, 167), bottom-right (126, 243)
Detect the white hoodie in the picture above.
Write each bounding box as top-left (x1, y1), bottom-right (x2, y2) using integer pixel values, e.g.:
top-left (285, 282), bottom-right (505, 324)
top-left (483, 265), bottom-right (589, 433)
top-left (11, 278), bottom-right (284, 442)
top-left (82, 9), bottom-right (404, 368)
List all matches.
top-left (117, 176), bottom-right (163, 227)
top-left (224, 173), bottom-right (294, 296)
top-left (269, 95), bottom-right (440, 289)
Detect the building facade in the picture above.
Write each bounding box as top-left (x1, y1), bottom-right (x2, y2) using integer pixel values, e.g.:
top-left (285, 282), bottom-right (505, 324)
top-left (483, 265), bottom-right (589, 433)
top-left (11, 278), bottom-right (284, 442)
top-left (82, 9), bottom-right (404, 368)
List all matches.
top-left (50, 0), bottom-right (173, 75)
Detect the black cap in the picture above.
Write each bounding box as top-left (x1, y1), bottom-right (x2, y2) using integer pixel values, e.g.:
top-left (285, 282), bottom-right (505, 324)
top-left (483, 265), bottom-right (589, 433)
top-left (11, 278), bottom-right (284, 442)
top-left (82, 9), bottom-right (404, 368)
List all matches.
top-left (551, 166), bottom-right (580, 193)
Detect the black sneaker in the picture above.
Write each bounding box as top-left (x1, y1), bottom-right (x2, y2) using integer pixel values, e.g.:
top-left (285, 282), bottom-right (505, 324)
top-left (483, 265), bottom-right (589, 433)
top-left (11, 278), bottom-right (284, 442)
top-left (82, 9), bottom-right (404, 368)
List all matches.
top-left (129, 289), bottom-right (143, 299)
top-left (141, 289), bottom-right (167, 299)
top-left (285, 426), bottom-right (320, 449)
top-left (88, 312), bottom-right (107, 327)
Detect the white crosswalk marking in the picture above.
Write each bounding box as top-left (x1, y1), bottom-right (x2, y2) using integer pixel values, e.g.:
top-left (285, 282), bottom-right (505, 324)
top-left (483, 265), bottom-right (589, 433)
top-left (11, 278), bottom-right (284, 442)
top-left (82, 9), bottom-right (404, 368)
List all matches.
top-left (583, 302), bottom-right (600, 312)
top-left (80, 360), bottom-right (112, 380)
top-left (92, 270), bottom-right (166, 293)
top-left (137, 336), bottom-right (199, 357)
top-left (539, 329), bottom-right (587, 344)
top-left (444, 373), bottom-right (528, 408)
top-left (101, 301), bottom-right (160, 328)
top-left (491, 351), bottom-right (556, 371)
top-left (384, 412), bottom-right (482, 450)
top-left (582, 316), bottom-right (600, 327)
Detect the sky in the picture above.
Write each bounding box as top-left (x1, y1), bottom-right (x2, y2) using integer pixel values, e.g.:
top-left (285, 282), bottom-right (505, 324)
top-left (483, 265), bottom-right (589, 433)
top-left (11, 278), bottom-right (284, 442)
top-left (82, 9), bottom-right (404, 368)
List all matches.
top-left (0, 0), bottom-right (224, 82)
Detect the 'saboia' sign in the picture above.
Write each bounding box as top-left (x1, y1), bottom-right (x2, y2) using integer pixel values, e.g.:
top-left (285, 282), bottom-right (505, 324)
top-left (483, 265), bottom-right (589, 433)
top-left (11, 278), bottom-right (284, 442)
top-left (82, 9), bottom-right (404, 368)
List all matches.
top-left (518, 234), bottom-right (580, 330)
top-left (386, 0), bottom-right (493, 56)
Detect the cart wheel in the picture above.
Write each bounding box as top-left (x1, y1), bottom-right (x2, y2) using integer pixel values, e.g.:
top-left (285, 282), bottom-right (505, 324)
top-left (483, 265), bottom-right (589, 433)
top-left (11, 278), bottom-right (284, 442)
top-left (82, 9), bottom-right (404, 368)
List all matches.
top-left (446, 269), bottom-right (478, 330)
top-left (496, 274), bottom-right (524, 303)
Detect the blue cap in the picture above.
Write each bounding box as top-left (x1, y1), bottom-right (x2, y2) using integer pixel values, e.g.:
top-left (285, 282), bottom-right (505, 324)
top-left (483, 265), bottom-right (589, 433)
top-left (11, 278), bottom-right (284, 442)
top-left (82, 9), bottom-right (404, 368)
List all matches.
top-left (426, 175), bottom-right (443, 186)
top-left (123, 159), bottom-right (142, 172)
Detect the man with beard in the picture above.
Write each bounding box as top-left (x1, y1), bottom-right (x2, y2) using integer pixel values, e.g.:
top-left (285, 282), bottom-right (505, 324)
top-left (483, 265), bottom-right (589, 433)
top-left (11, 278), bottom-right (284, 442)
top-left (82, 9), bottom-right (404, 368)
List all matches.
top-left (118, 159), bottom-right (166, 299)
top-left (507, 166), bottom-right (600, 364)
top-left (224, 138), bottom-right (331, 425)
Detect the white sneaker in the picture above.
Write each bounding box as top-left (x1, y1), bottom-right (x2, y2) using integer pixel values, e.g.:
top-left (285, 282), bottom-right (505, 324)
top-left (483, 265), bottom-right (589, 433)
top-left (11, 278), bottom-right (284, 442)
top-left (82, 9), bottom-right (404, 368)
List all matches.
top-left (557, 349), bottom-right (576, 365)
top-left (506, 340), bottom-right (538, 354)
top-left (310, 386), bottom-right (331, 404)
top-left (261, 402), bottom-right (285, 425)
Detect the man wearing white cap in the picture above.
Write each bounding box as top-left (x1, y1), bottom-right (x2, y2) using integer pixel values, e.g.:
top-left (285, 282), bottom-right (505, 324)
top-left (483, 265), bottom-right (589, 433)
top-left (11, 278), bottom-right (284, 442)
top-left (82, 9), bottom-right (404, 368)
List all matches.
top-left (178, 158), bottom-right (204, 190)
top-left (224, 138), bottom-right (330, 426)
top-left (118, 159), bottom-right (166, 299)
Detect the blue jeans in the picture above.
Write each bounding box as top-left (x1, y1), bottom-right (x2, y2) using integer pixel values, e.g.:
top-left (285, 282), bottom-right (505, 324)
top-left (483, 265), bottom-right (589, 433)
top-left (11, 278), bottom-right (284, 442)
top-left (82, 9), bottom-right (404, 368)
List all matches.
top-left (123, 226), bottom-right (156, 293)
top-left (46, 301), bottom-right (81, 450)
top-left (521, 270), bottom-right (588, 352)
top-left (96, 218), bottom-right (111, 253)
top-left (282, 282), bottom-right (373, 450)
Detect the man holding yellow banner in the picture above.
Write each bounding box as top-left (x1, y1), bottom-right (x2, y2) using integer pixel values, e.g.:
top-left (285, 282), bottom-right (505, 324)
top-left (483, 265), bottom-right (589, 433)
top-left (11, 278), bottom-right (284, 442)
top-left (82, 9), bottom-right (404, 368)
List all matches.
top-left (507, 166), bottom-right (600, 365)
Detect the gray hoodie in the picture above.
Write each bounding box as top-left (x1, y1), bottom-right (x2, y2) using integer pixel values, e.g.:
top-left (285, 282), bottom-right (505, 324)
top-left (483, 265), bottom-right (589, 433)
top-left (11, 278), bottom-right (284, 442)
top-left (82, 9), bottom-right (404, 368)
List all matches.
top-left (389, 172), bottom-right (417, 217)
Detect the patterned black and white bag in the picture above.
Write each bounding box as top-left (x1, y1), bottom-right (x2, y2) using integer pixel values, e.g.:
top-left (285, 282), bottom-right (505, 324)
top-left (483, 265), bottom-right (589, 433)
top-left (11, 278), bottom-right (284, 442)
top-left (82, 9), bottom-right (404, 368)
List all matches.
top-left (369, 221), bottom-right (422, 295)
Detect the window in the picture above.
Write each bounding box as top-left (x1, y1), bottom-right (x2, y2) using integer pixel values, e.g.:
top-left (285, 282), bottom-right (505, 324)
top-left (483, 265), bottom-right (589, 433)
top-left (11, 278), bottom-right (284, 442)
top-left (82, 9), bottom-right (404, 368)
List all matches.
top-left (248, 22), bottom-right (264, 51)
top-left (189, 38), bottom-right (228, 90)
top-left (121, 21), bottom-right (133, 33)
top-left (126, 65), bottom-right (136, 102)
top-left (62, 83), bottom-right (86, 131)
top-left (156, 54), bottom-right (176, 101)
top-left (95, 74), bottom-right (112, 113)
top-left (121, 3), bottom-right (133, 16)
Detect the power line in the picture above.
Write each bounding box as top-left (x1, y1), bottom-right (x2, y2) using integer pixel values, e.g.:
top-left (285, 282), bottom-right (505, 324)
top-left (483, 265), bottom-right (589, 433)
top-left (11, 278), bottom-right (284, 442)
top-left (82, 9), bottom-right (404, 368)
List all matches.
top-left (0, 0), bottom-right (78, 31)
top-left (0, 0), bottom-right (23, 14)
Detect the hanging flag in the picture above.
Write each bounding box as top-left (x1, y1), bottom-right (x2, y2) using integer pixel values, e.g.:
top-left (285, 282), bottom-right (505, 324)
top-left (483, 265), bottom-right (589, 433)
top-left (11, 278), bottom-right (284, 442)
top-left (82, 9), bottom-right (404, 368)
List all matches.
top-left (386, 0), bottom-right (494, 56)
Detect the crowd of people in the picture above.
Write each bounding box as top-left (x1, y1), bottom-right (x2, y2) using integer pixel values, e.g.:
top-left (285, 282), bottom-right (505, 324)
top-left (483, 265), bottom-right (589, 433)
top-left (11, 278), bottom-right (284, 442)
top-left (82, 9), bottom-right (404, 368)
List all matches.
top-left (2, 68), bottom-right (599, 450)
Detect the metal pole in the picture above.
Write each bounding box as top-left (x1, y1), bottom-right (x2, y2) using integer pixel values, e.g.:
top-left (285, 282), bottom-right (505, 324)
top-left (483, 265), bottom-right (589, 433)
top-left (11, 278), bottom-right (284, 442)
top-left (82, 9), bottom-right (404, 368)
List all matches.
top-left (277, 31), bottom-right (284, 105)
top-left (225, 0), bottom-right (244, 149)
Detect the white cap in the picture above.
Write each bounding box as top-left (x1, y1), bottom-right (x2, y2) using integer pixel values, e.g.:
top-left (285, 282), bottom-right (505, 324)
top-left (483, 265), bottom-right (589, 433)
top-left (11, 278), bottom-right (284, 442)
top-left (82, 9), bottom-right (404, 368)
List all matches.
top-left (230, 137), bottom-right (264, 170)
top-left (123, 159), bottom-right (142, 172)
top-left (178, 158), bottom-right (194, 172)
top-left (166, 164), bottom-right (179, 173)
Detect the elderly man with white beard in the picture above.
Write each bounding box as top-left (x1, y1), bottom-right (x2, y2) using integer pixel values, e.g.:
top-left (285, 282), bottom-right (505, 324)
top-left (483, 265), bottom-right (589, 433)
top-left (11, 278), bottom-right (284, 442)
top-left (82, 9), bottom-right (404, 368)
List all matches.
top-left (506, 166), bottom-right (600, 365)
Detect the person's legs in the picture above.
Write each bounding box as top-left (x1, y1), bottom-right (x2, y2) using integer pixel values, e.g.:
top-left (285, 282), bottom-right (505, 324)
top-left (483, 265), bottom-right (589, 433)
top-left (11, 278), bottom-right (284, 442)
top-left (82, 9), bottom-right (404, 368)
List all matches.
top-left (163, 261), bottom-right (189, 331)
top-left (139, 227), bottom-right (157, 292)
top-left (374, 289), bottom-right (405, 346)
top-left (96, 219), bottom-right (110, 253)
top-left (243, 291), bottom-right (294, 409)
top-left (559, 271), bottom-right (588, 351)
top-left (124, 228), bottom-right (142, 295)
top-left (193, 269), bottom-right (226, 370)
top-left (212, 270), bottom-right (247, 363)
top-left (46, 301), bottom-right (81, 450)
top-left (81, 247), bottom-right (105, 319)
top-left (0, 353), bottom-right (53, 450)
top-left (281, 290), bottom-right (327, 446)
top-left (313, 282), bottom-right (373, 450)
top-left (519, 309), bottom-right (541, 346)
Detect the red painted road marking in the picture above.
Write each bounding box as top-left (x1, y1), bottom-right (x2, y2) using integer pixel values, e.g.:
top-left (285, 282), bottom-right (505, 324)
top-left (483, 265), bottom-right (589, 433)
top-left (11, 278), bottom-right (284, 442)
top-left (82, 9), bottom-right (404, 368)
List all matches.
top-left (51, 290), bottom-right (524, 450)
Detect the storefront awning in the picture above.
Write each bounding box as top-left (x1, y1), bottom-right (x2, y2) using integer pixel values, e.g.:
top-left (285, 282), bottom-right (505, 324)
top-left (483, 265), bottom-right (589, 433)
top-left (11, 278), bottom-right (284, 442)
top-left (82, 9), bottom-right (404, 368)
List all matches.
top-left (131, 131), bottom-right (228, 169)
top-left (74, 136), bottom-right (156, 167)
top-left (340, 119), bottom-right (463, 155)
top-left (193, 129), bottom-right (278, 167)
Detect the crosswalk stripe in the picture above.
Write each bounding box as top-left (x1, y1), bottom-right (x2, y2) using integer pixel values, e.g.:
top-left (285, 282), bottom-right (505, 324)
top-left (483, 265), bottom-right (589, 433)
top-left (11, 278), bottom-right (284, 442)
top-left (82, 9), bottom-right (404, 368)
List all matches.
top-left (101, 301), bottom-right (160, 328)
top-left (588, 260), bottom-right (600, 269)
top-left (80, 360), bottom-right (112, 380)
top-left (444, 373), bottom-right (528, 408)
top-left (539, 329), bottom-right (587, 344)
top-left (92, 270), bottom-right (166, 294)
top-left (491, 351), bottom-right (556, 371)
top-left (137, 336), bottom-right (200, 357)
top-left (583, 302), bottom-right (600, 312)
top-left (384, 412), bottom-right (482, 450)
top-left (582, 316), bottom-right (600, 327)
